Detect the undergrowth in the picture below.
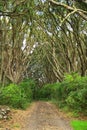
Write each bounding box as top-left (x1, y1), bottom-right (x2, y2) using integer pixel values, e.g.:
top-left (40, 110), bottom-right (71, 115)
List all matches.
top-left (71, 120), bottom-right (87, 130)
top-left (36, 73), bottom-right (87, 115)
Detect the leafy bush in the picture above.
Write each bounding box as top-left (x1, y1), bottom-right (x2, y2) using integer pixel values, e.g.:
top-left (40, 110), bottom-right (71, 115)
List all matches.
top-left (66, 88), bottom-right (87, 112)
top-left (40, 85), bottom-right (52, 99)
top-left (0, 79), bottom-right (36, 109)
top-left (19, 79), bottom-right (36, 100)
top-left (37, 73), bottom-right (87, 114)
top-left (56, 73), bottom-right (87, 112)
top-left (37, 83), bottom-right (59, 100)
top-left (0, 84), bottom-right (28, 109)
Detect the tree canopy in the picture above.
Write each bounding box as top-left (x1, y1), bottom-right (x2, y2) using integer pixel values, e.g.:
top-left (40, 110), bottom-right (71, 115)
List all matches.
top-left (0, 0), bottom-right (87, 85)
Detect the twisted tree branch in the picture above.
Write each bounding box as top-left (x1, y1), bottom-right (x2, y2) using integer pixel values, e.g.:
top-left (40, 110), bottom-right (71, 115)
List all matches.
top-left (49, 0), bottom-right (87, 21)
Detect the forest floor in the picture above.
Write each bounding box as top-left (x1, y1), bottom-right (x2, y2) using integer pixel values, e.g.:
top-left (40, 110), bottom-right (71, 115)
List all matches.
top-left (0, 101), bottom-right (87, 130)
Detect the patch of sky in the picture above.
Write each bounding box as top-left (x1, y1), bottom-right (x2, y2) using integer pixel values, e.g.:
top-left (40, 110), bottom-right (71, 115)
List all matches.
top-left (67, 23), bottom-right (73, 32)
top-left (46, 30), bottom-right (52, 36)
top-left (36, 11), bottom-right (43, 16)
top-left (81, 30), bottom-right (87, 35)
top-left (41, 0), bottom-right (46, 3)
top-left (30, 42), bottom-right (38, 54)
top-left (22, 38), bottom-right (26, 50)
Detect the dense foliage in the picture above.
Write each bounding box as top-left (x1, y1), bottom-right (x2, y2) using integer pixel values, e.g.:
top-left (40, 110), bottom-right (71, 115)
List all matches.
top-left (0, 79), bottom-right (35, 109)
top-left (0, 72), bottom-right (87, 115)
top-left (19, 79), bottom-right (36, 100)
top-left (37, 73), bottom-right (87, 114)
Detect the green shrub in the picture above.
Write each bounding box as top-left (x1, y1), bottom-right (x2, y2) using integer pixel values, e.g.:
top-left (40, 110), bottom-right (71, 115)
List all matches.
top-left (56, 73), bottom-right (87, 113)
top-left (0, 84), bottom-right (28, 109)
top-left (37, 84), bottom-right (52, 100)
top-left (66, 88), bottom-right (87, 112)
top-left (0, 79), bottom-right (36, 109)
top-left (37, 83), bottom-right (59, 100)
top-left (37, 73), bottom-right (87, 114)
top-left (19, 79), bottom-right (36, 101)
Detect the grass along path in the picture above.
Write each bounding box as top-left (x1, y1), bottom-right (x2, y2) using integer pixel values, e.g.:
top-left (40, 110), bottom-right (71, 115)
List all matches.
top-left (71, 120), bottom-right (87, 130)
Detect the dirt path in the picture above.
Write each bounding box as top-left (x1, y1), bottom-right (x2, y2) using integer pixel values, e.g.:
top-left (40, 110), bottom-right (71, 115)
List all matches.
top-left (22, 101), bottom-right (73, 130)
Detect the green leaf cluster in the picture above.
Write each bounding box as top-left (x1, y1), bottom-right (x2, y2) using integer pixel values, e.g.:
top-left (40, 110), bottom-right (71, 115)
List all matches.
top-left (19, 79), bottom-right (36, 100)
top-left (37, 73), bottom-right (87, 114)
top-left (0, 79), bottom-right (36, 109)
top-left (57, 73), bottom-right (87, 113)
top-left (0, 84), bottom-right (28, 109)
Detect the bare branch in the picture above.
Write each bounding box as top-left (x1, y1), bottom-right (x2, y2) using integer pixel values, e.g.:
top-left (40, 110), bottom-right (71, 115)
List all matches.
top-left (49, 0), bottom-right (87, 21)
